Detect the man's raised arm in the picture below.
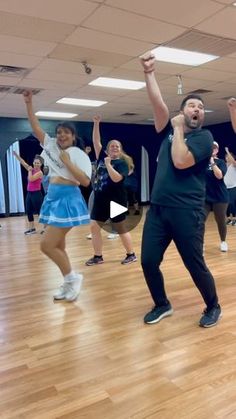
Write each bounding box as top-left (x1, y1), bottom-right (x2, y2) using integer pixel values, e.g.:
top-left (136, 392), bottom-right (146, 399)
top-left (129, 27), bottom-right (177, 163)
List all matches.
top-left (140, 51), bottom-right (169, 133)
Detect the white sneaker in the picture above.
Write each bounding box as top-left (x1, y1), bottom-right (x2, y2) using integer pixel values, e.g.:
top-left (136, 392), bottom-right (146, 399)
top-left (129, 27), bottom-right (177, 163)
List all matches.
top-left (64, 274), bottom-right (84, 302)
top-left (86, 233), bottom-right (92, 239)
top-left (107, 233), bottom-right (119, 239)
top-left (53, 274), bottom-right (83, 301)
top-left (53, 284), bottom-right (67, 300)
top-left (220, 241), bottom-right (228, 252)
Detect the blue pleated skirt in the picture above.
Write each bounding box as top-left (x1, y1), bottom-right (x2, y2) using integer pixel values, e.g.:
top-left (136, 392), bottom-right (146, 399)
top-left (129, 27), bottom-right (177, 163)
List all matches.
top-left (39, 184), bottom-right (90, 227)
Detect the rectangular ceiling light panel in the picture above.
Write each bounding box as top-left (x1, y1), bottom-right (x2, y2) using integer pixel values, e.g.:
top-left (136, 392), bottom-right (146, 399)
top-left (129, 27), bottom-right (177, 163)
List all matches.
top-left (151, 46), bottom-right (219, 66)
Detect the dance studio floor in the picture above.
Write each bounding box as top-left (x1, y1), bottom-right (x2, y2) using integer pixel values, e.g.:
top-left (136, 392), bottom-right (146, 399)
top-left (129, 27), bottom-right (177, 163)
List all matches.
top-left (0, 212), bottom-right (236, 418)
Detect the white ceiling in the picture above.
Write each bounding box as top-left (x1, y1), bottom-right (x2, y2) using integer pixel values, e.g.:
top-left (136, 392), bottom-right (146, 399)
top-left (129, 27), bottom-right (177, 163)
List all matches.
top-left (0, 0), bottom-right (236, 125)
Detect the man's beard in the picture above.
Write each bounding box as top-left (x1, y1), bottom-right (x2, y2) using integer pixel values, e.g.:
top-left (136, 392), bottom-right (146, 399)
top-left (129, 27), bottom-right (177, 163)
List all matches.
top-left (184, 114), bottom-right (202, 129)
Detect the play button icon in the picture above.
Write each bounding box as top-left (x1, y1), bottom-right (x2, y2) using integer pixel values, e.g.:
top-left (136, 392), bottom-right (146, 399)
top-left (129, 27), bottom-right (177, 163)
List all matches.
top-left (98, 199), bottom-right (143, 234)
top-left (110, 201), bottom-right (127, 219)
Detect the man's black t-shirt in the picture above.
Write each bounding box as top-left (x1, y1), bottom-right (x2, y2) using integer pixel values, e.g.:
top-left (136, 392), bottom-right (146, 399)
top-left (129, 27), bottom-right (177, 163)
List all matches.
top-left (151, 121), bottom-right (214, 209)
top-left (205, 158), bottom-right (229, 203)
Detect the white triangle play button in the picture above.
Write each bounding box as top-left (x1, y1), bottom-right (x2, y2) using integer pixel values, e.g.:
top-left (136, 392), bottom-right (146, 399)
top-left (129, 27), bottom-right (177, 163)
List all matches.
top-left (110, 201), bottom-right (127, 219)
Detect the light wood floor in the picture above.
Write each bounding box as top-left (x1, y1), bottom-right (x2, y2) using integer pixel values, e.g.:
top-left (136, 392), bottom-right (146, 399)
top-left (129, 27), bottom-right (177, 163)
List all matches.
top-left (1, 211), bottom-right (236, 419)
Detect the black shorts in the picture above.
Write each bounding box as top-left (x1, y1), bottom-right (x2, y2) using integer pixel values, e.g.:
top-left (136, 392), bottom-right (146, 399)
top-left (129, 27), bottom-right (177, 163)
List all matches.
top-left (91, 194), bottom-right (126, 223)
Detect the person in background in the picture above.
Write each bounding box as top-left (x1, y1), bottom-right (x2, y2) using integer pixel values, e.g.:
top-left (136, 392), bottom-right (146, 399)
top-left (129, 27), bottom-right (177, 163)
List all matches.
top-left (139, 51), bottom-right (221, 328)
top-left (86, 115), bottom-right (137, 266)
top-left (224, 147), bottom-right (236, 226)
top-left (124, 158), bottom-right (140, 215)
top-left (22, 90), bottom-right (91, 302)
top-left (205, 142), bottom-right (229, 252)
top-left (13, 151), bottom-right (44, 235)
top-left (40, 164), bottom-right (50, 234)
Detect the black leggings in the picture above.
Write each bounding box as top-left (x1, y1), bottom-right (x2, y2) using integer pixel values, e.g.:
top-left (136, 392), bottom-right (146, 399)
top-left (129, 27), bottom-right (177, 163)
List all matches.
top-left (205, 202), bottom-right (228, 241)
top-left (227, 187), bottom-right (236, 217)
top-left (141, 205), bottom-right (218, 310)
top-left (25, 191), bottom-right (44, 222)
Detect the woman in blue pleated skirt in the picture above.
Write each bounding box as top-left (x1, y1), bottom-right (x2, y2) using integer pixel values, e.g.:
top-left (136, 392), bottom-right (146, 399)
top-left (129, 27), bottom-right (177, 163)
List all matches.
top-left (23, 90), bottom-right (92, 302)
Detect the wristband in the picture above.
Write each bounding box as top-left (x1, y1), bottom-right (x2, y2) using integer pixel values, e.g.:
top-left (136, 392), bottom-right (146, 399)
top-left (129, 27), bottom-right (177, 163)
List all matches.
top-left (144, 69), bottom-right (155, 74)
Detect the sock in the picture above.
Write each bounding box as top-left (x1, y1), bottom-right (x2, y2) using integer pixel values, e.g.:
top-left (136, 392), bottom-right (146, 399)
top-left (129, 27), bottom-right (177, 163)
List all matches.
top-left (64, 271), bottom-right (77, 282)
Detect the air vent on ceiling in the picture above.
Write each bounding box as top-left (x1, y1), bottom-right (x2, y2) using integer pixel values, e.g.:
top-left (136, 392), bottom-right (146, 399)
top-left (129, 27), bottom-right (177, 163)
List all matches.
top-left (187, 89), bottom-right (213, 94)
top-left (0, 86), bottom-right (12, 93)
top-left (120, 112), bottom-right (138, 116)
top-left (0, 65), bottom-right (29, 77)
top-left (166, 30), bottom-right (236, 56)
top-left (12, 87), bottom-right (42, 95)
top-left (0, 85), bottom-right (42, 95)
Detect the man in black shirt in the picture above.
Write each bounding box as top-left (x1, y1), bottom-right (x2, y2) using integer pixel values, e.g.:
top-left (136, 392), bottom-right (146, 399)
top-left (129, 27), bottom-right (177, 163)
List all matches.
top-left (140, 51), bottom-right (221, 328)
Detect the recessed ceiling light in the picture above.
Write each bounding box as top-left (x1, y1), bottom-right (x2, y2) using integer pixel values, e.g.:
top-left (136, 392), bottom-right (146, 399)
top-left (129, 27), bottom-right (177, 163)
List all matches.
top-left (89, 77), bottom-right (145, 90)
top-left (233, 2), bottom-right (236, 6)
top-left (35, 111), bottom-right (77, 118)
top-left (151, 46), bottom-right (219, 66)
top-left (56, 98), bottom-right (107, 107)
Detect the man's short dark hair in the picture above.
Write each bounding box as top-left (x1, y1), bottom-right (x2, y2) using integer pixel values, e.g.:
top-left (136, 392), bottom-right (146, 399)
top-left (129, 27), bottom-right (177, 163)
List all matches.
top-left (180, 94), bottom-right (204, 111)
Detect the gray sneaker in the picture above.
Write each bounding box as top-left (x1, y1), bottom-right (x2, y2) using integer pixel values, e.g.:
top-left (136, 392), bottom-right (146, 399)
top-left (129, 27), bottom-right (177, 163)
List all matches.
top-left (121, 253), bottom-right (137, 265)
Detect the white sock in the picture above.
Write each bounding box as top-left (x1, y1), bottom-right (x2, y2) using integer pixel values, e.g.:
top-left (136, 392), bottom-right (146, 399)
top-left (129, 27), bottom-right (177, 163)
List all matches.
top-left (64, 271), bottom-right (77, 282)
top-left (64, 271), bottom-right (83, 282)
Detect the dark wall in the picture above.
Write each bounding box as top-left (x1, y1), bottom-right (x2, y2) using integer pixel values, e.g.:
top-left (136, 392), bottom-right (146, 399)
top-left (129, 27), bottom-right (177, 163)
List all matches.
top-left (205, 121), bottom-right (236, 158)
top-left (1, 116), bottom-right (235, 216)
top-left (0, 117), bottom-right (159, 215)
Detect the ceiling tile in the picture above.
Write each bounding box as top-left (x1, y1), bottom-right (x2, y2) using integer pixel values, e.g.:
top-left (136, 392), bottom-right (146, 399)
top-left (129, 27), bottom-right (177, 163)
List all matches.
top-left (0, 35), bottom-right (56, 56)
top-left (83, 5), bottom-right (185, 43)
top-left (196, 8), bottom-right (236, 40)
top-left (0, 0), bottom-right (98, 25)
top-left (105, 0), bottom-right (224, 27)
top-left (49, 44), bottom-right (133, 67)
top-left (0, 52), bottom-right (42, 68)
top-left (65, 27), bottom-right (155, 56)
top-left (0, 11), bottom-right (75, 42)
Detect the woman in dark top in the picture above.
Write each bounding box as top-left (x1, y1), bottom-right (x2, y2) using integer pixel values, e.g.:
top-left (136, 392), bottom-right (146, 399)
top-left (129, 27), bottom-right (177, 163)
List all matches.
top-left (85, 116), bottom-right (137, 266)
top-left (205, 141), bottom-right (229, 251)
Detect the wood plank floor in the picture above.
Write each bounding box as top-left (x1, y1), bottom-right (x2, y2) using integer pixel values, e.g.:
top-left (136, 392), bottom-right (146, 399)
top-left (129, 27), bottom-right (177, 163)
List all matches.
top-left (1, 211), bottom-right (236, 419)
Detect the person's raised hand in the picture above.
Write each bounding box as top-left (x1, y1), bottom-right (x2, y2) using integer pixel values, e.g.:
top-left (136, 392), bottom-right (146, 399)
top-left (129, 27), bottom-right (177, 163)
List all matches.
top-left (227, 97), bottom-right (236, 110)
top-left (23, 90), bottom-right (33, 103)
top-left (140, 51), bottom-right (156, 73)
top-left (93, 115), bottom-right (101, 123)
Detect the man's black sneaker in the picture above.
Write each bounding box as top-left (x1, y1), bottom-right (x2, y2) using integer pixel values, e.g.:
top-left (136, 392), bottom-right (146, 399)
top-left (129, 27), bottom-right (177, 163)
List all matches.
top-left (199, 304), bottom-right (222, 328)
top-left (144, 303), bottom-right (173, 324)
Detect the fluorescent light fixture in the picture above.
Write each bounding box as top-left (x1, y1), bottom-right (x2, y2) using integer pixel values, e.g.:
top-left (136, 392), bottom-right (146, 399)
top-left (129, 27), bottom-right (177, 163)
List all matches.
top-left (205, 109), bottom-right (214, 113)
top-left (35, 111), bottom-right (77, 118)
top-left (151, 46), bottom-right (219, 66)
top-left (57, 97), bottom-right (107, 107)
top-left (89, 77), bottom-right (145, 90)
top-left (233, 2), bottom-right (236, 5)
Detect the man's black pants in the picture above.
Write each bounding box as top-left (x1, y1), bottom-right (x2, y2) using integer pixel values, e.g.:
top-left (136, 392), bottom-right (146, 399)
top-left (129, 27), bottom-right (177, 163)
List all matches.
top-left (141, 205), bottom-right (218, 309)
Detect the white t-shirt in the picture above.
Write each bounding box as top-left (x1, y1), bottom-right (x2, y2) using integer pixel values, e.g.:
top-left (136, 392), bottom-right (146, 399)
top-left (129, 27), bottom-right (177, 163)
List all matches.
top-left (41, 133), bottom-right (92, 183)
top-left (224, 164), bottom-right (236, 189)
